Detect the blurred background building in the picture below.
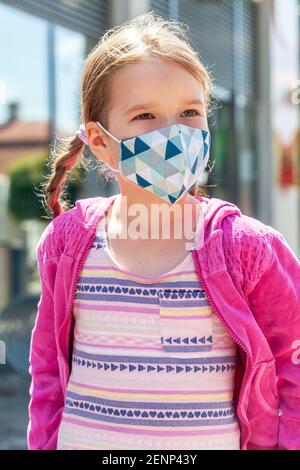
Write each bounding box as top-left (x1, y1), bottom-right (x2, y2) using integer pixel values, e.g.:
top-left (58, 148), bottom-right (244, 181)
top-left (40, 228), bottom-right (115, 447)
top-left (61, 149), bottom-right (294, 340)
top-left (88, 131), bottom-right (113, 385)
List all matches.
top-left (0, 0), bottom-right (299, 449)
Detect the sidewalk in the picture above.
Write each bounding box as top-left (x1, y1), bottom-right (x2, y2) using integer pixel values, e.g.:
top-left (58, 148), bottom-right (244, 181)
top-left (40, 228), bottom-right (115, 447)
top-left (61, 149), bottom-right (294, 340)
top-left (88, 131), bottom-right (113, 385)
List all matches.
top-left (0, 364), bottom-right (30, 450)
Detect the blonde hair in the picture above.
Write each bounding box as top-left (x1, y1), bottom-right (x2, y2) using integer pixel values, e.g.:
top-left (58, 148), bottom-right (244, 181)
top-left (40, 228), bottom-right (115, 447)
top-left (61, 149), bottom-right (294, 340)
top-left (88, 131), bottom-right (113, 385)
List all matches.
top-left (40, 11), bottom-right (214, 219)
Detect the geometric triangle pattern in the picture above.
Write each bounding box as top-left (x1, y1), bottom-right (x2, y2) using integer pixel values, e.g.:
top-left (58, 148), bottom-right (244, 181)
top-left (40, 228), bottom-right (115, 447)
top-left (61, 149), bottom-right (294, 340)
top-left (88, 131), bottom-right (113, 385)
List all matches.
top-left (118, 123), bottom-right (211, 204)
top-left (72, 355), bottom-right (236, 374)
top-left (160, 334), bottom-right (213, 353)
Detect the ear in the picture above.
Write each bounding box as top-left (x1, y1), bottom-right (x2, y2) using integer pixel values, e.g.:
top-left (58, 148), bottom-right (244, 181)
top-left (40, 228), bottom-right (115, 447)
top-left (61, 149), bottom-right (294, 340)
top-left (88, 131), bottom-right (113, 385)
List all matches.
top-left (85, 121), bottom-right (115, 164)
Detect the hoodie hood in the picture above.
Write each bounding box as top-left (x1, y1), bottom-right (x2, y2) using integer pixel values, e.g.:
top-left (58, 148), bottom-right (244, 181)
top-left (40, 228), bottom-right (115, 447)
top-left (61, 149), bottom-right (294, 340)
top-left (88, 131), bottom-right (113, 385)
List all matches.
top-left (196, 194), bottom-right (242, 238)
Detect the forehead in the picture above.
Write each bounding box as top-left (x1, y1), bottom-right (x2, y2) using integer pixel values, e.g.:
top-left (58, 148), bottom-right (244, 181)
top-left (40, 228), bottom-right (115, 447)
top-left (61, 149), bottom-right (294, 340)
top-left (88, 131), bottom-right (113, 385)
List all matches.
top-left (109, 57), bottom-right (205, 107)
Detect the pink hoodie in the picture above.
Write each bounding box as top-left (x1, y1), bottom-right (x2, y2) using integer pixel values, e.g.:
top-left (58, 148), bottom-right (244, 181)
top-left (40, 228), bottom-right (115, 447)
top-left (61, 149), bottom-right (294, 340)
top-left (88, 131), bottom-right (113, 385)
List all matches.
top-left (27, 194), bottom-right (300, 450)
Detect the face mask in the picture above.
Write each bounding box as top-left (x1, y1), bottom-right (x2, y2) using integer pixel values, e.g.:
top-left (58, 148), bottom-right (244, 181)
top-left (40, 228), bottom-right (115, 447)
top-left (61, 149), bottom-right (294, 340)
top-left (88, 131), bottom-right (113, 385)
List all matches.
top-left (77, 121), bottom-right (211, 204)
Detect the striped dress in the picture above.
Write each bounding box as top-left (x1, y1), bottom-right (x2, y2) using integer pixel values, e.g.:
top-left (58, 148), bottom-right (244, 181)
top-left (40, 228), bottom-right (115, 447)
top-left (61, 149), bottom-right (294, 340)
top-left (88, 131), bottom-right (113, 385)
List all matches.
top-left (57, 212), bottom-right (241, 450)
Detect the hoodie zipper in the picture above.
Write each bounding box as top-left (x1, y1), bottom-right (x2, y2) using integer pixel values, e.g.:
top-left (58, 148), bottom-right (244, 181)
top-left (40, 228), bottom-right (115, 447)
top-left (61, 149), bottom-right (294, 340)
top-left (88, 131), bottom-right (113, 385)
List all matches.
top-left (60, 201), bottom-right (116, 381)
top-left (61, 226), bottom-right (99, 381)
top-left (192, 249), bottom-right (254, 450)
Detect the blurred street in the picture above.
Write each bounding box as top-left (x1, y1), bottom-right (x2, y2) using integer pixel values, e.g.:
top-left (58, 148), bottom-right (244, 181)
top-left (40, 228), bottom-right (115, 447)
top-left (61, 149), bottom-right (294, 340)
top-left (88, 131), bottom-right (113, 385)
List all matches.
top-left (0, 364), bottom-right (30, 450)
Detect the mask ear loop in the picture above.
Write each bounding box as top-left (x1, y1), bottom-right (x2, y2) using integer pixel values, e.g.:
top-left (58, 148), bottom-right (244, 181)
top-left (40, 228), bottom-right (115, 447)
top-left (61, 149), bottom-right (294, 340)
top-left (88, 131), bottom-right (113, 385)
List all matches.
top-left (188, 130), bottom-right (211, 252)
top-left (96, 121), bottom-right (121, 173)
top-left (97, 121), bottom-right (120, 143)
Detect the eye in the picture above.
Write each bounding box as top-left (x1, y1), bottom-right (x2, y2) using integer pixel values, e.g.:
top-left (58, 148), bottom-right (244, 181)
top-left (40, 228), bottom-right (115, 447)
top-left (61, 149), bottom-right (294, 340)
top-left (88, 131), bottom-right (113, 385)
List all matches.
top-left (133, 113), bottom-right (154, 120)
top-left (181, 109), bottom-right (200, 117)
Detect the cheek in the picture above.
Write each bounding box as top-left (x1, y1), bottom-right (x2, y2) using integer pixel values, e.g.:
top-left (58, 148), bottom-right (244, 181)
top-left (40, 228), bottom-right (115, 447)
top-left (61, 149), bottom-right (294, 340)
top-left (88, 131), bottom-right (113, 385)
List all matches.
top-left (110, 139), bottom-right (120, 160)
top-left (194, 116), bottom-right (209, 130)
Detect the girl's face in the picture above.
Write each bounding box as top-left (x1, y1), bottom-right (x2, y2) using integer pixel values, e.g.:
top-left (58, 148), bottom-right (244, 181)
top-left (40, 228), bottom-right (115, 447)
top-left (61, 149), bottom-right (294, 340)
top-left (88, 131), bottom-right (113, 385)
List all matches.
top-left (87, 57), bottom-right (209, 202)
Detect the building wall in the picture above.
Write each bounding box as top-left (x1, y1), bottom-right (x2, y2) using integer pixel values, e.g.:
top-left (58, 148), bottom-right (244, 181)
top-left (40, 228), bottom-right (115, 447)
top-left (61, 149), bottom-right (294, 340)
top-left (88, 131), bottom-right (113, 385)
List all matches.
top-left (270, 0), bottom-right (300, 256)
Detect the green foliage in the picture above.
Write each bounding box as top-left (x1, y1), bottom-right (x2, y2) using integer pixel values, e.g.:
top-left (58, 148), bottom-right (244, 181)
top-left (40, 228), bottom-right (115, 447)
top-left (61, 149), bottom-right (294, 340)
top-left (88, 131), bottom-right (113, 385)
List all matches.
top-left (7, 151), bottom-right (84, 221)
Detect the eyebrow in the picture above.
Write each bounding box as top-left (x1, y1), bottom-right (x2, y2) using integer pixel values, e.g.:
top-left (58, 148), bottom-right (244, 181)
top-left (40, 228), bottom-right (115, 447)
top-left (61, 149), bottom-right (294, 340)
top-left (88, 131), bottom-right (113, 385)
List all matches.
top-left (125, 98), bottom-right (205, 115)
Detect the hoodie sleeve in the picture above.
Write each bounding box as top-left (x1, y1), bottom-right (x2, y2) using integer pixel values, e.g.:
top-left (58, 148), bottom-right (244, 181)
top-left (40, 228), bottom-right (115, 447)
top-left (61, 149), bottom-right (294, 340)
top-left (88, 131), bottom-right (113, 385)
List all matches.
top-left (27, 237), bottom-right (65, 450)
top-left (246, 227), bottom-right (300, 450)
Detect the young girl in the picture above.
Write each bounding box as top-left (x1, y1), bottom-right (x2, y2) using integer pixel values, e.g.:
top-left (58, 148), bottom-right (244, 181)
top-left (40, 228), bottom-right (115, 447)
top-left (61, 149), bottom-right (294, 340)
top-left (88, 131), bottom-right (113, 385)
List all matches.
top-left (27, 12), bottom-right (300, 451)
